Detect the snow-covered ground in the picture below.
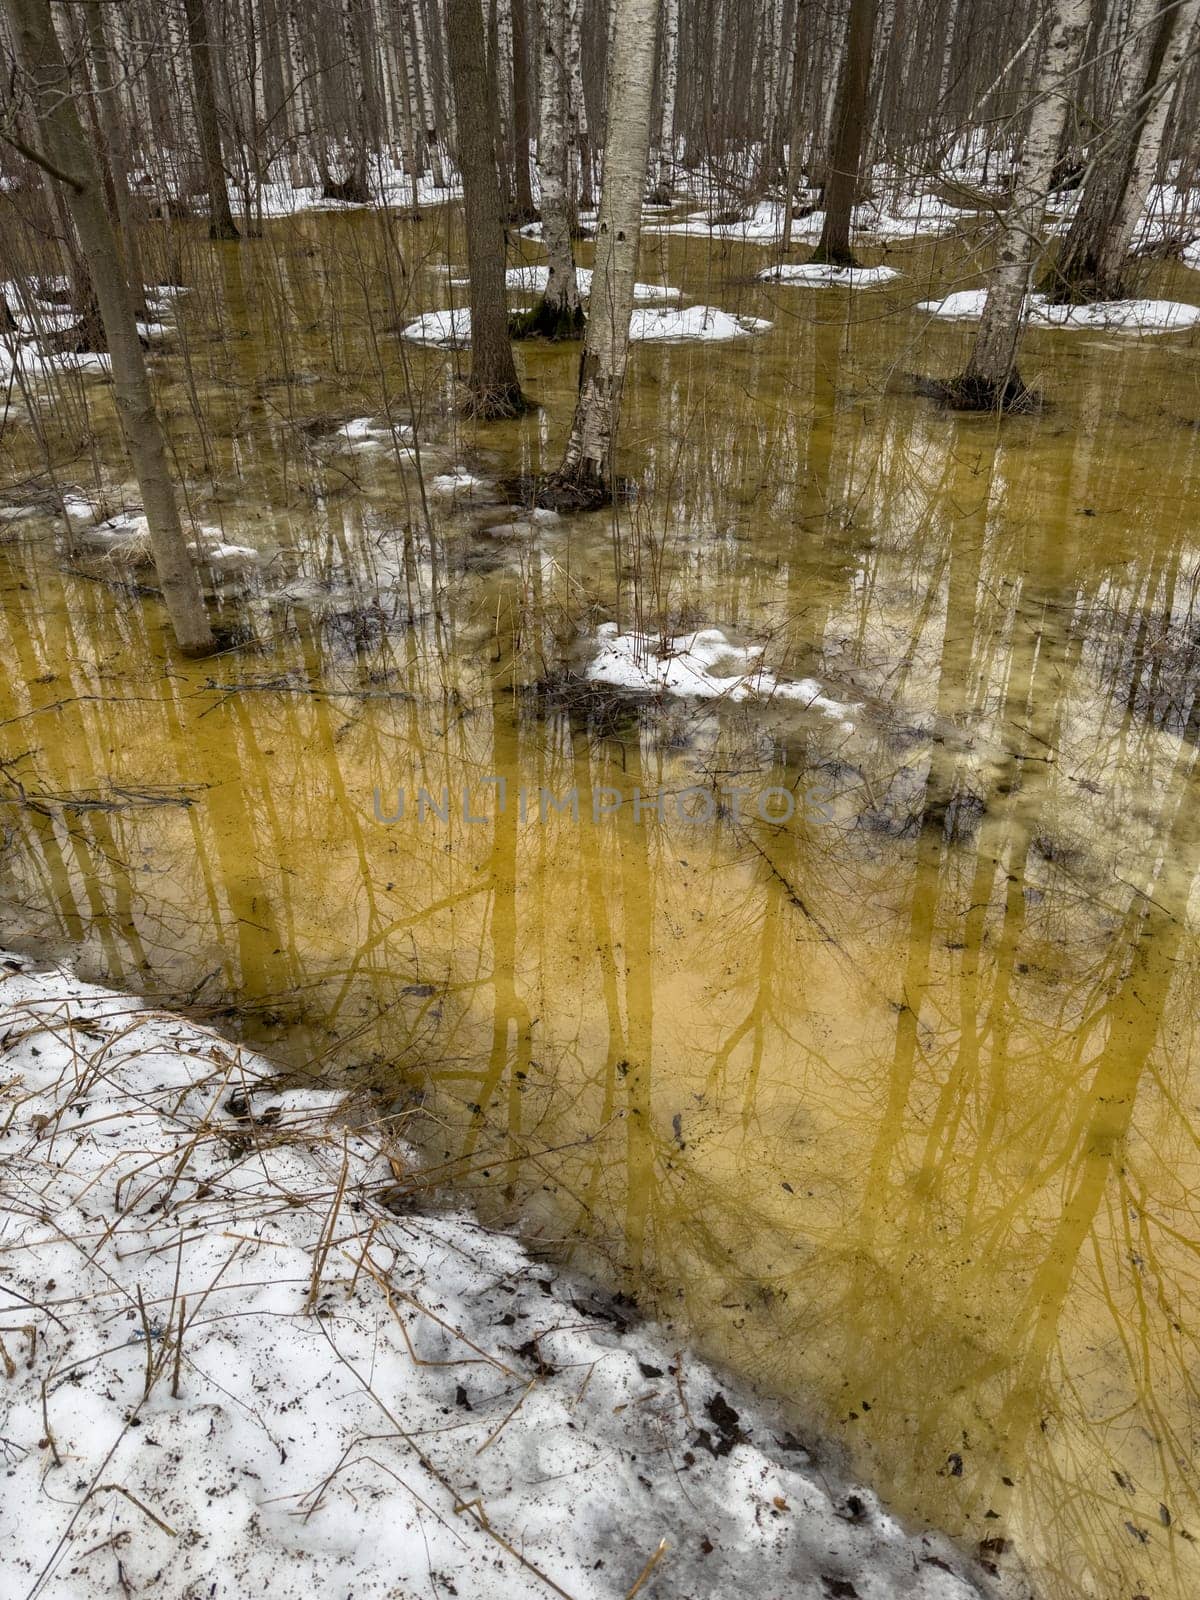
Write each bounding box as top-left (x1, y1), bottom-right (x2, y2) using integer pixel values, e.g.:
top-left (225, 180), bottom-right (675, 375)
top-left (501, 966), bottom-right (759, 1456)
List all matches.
top-left (586, 624), bottom-right (860, 727)
top-left (445, 265), bottom-right (682, 303)
top-left (758, 263), bottom-right (900, 288)
top-left (401, 307), bottom-right (473, 348)
top-left (0, 955), bottom-right (1021, 1600)
top-left (647, 194), bottom-right (963, 244)
top-left (402, 305), bottom-right (771, 346)
top-left (0, 282), bottom-right (188, 395)
top-left (629, 306), bottom-right (772, 341)
top-left (253, 164), bottom-right (460, 217)
top-left (917, 289), bottom-right (1200, 333)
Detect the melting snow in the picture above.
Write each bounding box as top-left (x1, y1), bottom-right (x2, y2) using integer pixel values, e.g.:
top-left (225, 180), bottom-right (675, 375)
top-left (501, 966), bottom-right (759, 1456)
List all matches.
top-left (648, 196), bottom-right (960, 243)
top-left (917, 289), bottom-right (1200, 332)
top-left (430, 470), bottom-right (490, 497)
top-left (758, 262), bottom-right (900, 288)
top-left (587, 623), bottom-right (858, 725)
top-left (401, 308), bottom-right (472, 347)
top-left (503, 264), bottom-right (681, 302)
top-left (403, 304), bottom-right (769, 346)
top-left (336, 415), bottom-right (415, 450)
top-left (630, 306), bottom-right (772, 342)
top-left (0, 956), bottom-right (1008, 1600)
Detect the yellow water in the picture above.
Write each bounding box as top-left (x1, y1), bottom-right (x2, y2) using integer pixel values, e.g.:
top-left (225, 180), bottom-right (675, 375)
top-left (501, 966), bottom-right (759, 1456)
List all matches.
top-left (3, 208), bottom-right (1200, 1600)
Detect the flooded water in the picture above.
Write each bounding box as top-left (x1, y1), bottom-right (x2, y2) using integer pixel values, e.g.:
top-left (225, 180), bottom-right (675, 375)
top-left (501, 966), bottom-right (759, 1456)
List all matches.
top-left (3, 208), bottom-right (1200, 1600)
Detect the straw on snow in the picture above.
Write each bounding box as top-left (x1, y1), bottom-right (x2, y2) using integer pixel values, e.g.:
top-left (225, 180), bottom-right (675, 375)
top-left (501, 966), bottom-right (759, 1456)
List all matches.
top-left (0, 956), bottom-right (1016, 1600)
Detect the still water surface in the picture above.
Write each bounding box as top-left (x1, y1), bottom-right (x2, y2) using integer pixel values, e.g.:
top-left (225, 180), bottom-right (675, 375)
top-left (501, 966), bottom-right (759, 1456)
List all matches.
top-left (3, 209), bottom-right (1200, 1599)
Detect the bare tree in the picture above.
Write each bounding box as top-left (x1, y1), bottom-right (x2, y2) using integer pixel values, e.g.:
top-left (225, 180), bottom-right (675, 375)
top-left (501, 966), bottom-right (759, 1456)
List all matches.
top-left (538, 0), bottom-right (658, 505)
top-left (650, 0), bottom-right (679, 201)
top-left (950, 0), bottom-right (1093, 408)
top-left (446, 0), bottom-right (527, 414)
top-left (4, 0), bottom-right (217, 655)
top-left (182, 0), bottom-right (241, 237)
top-left (513, 0), bottom-right (583, 337)
top-left (812, 0), bottom-right (877, 265)
top-left (1050, 0), bottom-right (1200, 300)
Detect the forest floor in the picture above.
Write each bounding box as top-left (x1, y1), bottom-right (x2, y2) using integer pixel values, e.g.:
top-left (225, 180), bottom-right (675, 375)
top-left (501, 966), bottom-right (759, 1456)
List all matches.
top-left (0, 953), bottom-right (1024, 1600)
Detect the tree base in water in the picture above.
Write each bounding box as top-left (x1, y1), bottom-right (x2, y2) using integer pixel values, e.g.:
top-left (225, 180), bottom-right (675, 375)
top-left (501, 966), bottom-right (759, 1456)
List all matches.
top-left (208, 219), bottom-right (241, 241)
top-left (509, 300), bottom-right (586, 341)
top-left (322, 176), bottom-right (371, 205)
top-left (938, 372), bottom-right (1038, 413)
top-left (534, 466), bottom-right (612, 512)
top-left (808, 242), bottom-right (860, 269)
top-left (460, 382), bottom-right (529, 421)
top-left (1042, 272), bottom-right (1127, 306)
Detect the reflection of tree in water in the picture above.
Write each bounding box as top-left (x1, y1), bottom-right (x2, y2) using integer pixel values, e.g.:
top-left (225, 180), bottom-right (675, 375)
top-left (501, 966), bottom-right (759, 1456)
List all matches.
top-left (4, 226), bottom-right (1200, 1600)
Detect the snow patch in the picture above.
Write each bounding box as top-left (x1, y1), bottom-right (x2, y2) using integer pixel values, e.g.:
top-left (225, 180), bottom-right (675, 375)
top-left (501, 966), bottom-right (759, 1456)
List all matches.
top-left (0, 956), bottom-right (1004, 1600)
top-left (917, 289), bottom-right (1200, 333)
top-left (501, 264), bottom-right (681, 302)
top-left (403, 304), bottom-right (769, 346)
top-left (648, 195), bottom-right (960, 243)
top-left (587, 623), bottom-right (859, 726)
top-left (401, 308), bottom-right (471, 348)
top-left (0, 341), bottom-right (112, 380)
top-left (630, 306), bottom-right (772, 342)
top-left (758, 262), bottom-right (900, 288)
top-left (430, 470), bottom-right (490, 497)
top-left (335, 415), bottom-right (415, 451)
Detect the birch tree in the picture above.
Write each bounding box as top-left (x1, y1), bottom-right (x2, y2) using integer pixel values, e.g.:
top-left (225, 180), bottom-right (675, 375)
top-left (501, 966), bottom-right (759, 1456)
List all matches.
top-left (650, 0), bottom-right (680, 201)
top-left (811, 0), bottom-right (877, 265)
top-left (445, 0), bottom-right (527, 414)
top-left (3, 0), bottom-right (216, 655)
top-left (952, 0), bottom-right (1094, 408)
top-left (1050, 0), bottom-right (1200, 300)
top-left (514, 0), bottom-right (583, 336)
top-left (538, 0), bottom-right (659, 506)
top-left (182, 0), bottom-right (241, 237)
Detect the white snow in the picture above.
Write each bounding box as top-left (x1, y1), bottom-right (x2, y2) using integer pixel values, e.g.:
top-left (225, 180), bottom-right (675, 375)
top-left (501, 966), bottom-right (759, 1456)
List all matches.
top-left (62, 493), bottom-right (101, 526)
top-left (85, 510), bottom-right (151, 546)
top-left (758, 262), bottom-right (900, 288)
top-left (630, 306), bottom-right (772, 342)
top-left (501, 264), bottom-right (681, 302)
top-left (917, 289), bottom-right (1200, 333)
top-left (403, 304), bottom-right (770, 345)
top-left (401, 307), bottom-right (472, 348)
top-left (76, 511), bottom-right (258, 572)
top-left (648, 195), bottom-right (960, 243)
top-left (252, 162), bottom-right (460, 219)
top-left (188, 537), bottom-right (260, 570)
top-left (0, 956), bottom-right (1005, 1600)
top-left (587, 624), bottom-right (859, 726)
top-left (430, 471), bottom-right (490, 497)
top-left (0, 341), bottom-right (112, 380)
top-left (335, 415), bottom-right (415, 450)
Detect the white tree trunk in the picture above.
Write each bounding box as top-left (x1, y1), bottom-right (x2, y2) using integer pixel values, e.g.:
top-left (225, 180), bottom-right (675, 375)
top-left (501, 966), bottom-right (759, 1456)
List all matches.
top-left (544, 0), bottom-right (658, 498)
top-left (565, 0), bottom-right (590, 206)
top-left (4, 0), bottom-right (215, 654)
top-left (409, 0), bottom-right (446, 184)
top-left (653, 0), bottom-right (680, 195)
top-left (535, 0), bottom-right (582, 323)
top-left (1101, 0), bottom-right (1200, 284)
top-left (961, 0), bottom-right (1093, 400)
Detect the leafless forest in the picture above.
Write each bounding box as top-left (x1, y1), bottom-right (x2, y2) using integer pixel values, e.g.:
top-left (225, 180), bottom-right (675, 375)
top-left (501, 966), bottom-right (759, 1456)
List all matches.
top-left (3, 4), bottom-right (1200, 1599)
top-left (3, 0), bottom-right (1200, 640)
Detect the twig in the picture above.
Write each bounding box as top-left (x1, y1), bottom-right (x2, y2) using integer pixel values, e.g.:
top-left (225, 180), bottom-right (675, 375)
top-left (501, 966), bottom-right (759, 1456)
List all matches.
top-left (625, 1538), bottom-right (668, 1598)
top-left (171, 1295), bottom-right (185, 1399)
top-left (97, 1483), bottom-right (177, 1538)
